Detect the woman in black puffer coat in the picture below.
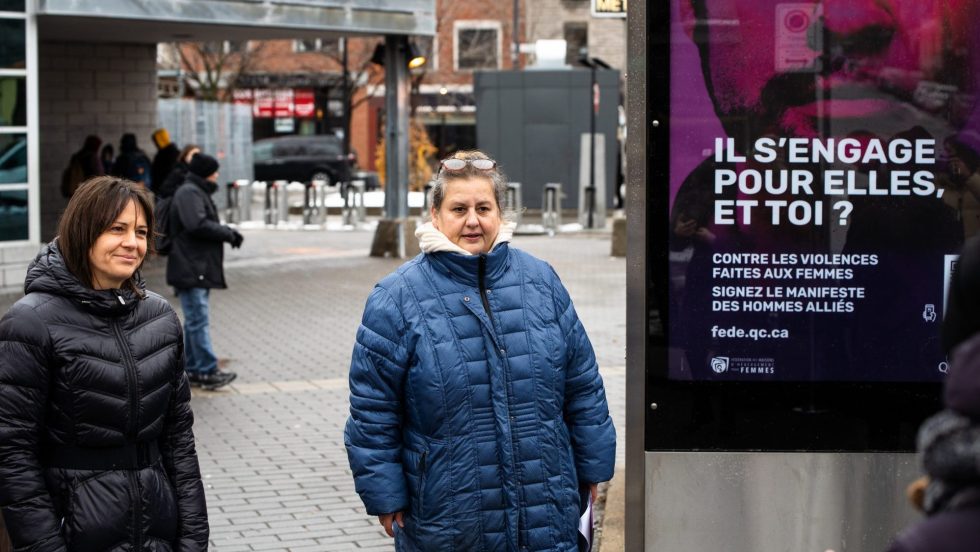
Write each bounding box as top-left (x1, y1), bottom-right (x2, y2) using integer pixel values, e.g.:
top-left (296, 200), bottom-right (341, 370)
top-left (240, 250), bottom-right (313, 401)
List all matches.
top-left (0, 176), bottom-right (209, 552)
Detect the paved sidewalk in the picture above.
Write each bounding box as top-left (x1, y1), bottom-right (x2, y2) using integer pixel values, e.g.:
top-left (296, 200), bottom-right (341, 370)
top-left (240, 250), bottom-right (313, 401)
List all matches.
top-left (0, 225), bottom-right (626, 551)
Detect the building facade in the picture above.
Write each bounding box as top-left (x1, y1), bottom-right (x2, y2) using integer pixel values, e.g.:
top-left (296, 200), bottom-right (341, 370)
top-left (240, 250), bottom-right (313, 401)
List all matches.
top-left (0, 0), bottom-right (434, 290)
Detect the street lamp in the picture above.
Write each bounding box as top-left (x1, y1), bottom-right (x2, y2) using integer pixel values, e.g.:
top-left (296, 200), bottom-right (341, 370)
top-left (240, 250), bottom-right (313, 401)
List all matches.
top-left (578, 54), bottom-right (611, 229)
top-left (370, 41), bottom-right (427, 70)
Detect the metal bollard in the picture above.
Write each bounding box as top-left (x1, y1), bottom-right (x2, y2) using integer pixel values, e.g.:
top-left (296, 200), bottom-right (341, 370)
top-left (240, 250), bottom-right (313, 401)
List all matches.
top-left (304, 179), bottom-right (327, 225)
top-left (225, 181), bottom-right (240, 223)
top-left (542, 182), bottom-right (562, 235)
top-left (259, 181), bottom-right (277, 225)
top-left (505, 182), bottom-right (523, 227)
top-left (343, 180), bottom-right (367, 226)
top-left (239, 180), bottom-right (254, 222)
top-left (277, 181), bottom-right (291, 224)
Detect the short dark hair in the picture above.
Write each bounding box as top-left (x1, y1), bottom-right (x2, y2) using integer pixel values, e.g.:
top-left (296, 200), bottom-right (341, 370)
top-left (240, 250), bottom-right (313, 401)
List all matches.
top-left (57, 176), bottom-right (155, 293)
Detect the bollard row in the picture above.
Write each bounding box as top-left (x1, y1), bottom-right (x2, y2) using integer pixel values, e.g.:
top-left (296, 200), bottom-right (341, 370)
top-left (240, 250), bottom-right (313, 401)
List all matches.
top-left (223, 179), bottom-right (367, 228)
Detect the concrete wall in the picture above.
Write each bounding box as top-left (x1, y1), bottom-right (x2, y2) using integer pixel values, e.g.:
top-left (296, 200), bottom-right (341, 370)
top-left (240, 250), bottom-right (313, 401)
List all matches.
top-left (38, 41), bottom-right (158, 240)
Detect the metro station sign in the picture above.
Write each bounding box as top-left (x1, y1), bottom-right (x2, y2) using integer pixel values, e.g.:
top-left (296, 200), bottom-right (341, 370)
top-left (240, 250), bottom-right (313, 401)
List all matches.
top-left (592, 0), bottom-right (626, 18)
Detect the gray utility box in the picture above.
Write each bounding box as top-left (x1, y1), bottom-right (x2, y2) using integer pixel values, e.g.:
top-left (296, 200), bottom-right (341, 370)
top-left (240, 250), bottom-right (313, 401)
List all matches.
top-left (475, 69), bottom-right (620, 211)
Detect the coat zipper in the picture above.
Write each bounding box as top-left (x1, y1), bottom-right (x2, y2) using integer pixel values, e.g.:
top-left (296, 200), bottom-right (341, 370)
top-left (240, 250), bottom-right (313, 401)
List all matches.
top-left (478, 255), bottom-right (494, 327)
top-left (110, 319), bottom-right (142, 551)
top-left (479, 254), bottom-right (525, 549)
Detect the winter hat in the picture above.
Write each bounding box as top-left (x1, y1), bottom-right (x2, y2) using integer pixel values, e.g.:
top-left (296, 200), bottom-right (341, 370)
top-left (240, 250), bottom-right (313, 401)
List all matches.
top-left (152, 128), bottom-right (171, 149)
top-left (188, 154), bottom-right (219, 178)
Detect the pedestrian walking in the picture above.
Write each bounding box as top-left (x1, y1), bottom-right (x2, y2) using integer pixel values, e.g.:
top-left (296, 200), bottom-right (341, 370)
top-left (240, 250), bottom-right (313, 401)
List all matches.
top-left (345, 150), bottom-right (616, 551)
top-left (884, 235), bottom-right (980, 552)
top-left (166, 153), bottom-right (242, 390)
top-left (100, 143), bottom-right (115, 176)
top-left (60, 135), bottom-right (104, 198)
top-left (0, 176), bottom-right (209, 551)
top-left (110, 133), bottom-right (152, 189)
top-left (157, 144), bottom-right (200, 200)
top-left (151, 128), bottom-right (181, 196)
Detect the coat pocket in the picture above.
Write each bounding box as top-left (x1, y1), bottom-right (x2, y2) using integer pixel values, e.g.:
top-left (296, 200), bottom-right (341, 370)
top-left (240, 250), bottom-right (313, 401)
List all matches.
top-left (401, 440), bottom-right (430, 522)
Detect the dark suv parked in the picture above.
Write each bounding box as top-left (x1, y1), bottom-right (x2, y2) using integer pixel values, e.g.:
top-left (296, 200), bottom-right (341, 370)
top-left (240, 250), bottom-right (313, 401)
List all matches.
top-left (253, 135), bottom-right (354, 185)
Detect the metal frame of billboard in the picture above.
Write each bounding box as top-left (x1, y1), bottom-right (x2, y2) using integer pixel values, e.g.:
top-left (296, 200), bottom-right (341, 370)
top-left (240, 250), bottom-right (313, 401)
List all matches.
top-left (626, 0), bottom-right (945, 546)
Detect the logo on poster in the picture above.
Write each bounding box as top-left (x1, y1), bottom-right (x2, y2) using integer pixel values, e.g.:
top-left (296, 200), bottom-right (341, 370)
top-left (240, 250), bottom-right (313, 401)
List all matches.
top-left (710, 357), bottom-right (730, 373)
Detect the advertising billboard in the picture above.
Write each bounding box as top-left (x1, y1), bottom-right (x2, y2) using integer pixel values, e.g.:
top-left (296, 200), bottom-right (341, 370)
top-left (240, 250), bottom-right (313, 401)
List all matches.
top-left (666, 0), bottom-right (980, 383)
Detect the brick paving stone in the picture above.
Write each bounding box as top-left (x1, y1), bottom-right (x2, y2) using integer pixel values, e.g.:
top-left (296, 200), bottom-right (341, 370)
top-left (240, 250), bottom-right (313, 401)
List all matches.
top-left (0, 226), bottom-right (626, 551)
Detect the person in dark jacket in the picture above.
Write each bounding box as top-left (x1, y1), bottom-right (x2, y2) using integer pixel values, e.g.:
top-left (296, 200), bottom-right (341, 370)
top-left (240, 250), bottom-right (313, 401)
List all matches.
top-left (0, 176), bottom-right (209, 552)
top-left (344, 150), bottom-right (616, 551)
top-left (110, 133), bottom-right (152, 188)
top-left (60, 135), bottom-right (104, 198)
top-left (99, 143), bottom-right (115, 176)
top-left (885, 236), bottom-right (980, 552)
top-left (166, 153), bottom-right (242, 391)
top-left (150, 128), bottom-right (181, 197)
top-left (157, 144), bottom-right (200, 200)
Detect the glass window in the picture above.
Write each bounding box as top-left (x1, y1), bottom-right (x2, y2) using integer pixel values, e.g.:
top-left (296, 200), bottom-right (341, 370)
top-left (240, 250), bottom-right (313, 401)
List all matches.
top-left (253, 141), bottom-right (274, 163)
top-left (224, 41), bottom-right (249, 54)
top-left (0, 134), bottom-right (26, 184)
top-left (0, 19), bottom-right (25, 70)
top-left (294, 40), bottom-right (317, 53)
top-left (0, 0), bottom-right (25, 12)
top-left (457, 27), bottom-right (499, 70)
top-left (0, 77), bottom-right (26, 126)
top-left (0, 189), bottom-right (27, 241)
top-left (308, 138), bottom-right (341, 157)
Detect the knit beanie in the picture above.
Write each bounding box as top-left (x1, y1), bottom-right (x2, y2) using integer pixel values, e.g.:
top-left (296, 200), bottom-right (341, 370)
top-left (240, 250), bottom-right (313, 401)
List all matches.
top-left (152, 128), bottom-right (171, 149)
top-left (188, 154), bottom-right (219, 179)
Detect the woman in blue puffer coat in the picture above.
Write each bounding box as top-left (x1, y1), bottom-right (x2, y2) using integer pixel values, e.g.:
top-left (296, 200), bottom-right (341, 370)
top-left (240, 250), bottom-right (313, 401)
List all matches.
top-left (345, 150), bottom-right (616, 551)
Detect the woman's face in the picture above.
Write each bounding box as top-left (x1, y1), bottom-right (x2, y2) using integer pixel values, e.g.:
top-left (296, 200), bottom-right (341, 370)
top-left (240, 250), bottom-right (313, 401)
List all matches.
top-left (431, 177), bottom-right (502, 255)
top-left (184, 148), bottom-right (200, 164)
top-left (89, 199), bottom-right (148, 290)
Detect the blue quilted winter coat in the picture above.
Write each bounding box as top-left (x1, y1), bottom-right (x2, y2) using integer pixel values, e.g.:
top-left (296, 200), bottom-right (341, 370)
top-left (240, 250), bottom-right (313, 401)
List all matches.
top-left (345, 243), bottom-right (616, 551)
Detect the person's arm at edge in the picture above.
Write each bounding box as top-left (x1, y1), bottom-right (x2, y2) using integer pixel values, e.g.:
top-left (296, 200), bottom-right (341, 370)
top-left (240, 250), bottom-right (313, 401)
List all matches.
top-left (159, 310), bottom-right (209, 551)
top-left (344, 285), bottom-right (412, 536)
top-left (0, 303), bottom-right (68, 552)
top-left (551, 266), bottom-right (617, 487)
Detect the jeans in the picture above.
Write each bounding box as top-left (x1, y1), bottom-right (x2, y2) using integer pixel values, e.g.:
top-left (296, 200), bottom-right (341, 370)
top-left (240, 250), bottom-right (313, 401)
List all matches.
top-left (177, 287), bottom-right (218, 375)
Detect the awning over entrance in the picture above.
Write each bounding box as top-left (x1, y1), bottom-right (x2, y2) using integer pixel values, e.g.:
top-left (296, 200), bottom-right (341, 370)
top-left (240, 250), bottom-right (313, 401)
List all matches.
top-left (36, 0), bottom-right (435, 42)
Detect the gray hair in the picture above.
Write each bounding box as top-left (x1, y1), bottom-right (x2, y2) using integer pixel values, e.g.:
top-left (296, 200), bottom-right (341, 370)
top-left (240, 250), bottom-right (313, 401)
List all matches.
top-left (428, 150), bottom-right (515, 221)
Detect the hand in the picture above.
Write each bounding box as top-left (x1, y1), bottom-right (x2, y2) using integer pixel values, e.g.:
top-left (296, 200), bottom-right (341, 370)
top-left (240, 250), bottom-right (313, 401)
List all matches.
top-left (674, 217), bottom-right (698, 238)
top-left (229, 229), bottom-right (244, 249)
top-left (589, 483), bottom-right (598, 503)
top-left (378, 511), bottom-right (404, 538)
top-left (694, 227), bottom-right (716, 244)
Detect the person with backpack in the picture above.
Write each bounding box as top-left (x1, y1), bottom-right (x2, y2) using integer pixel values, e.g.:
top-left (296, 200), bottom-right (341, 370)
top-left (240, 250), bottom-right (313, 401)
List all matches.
top-left (151, 128), bottom-right (181, 195)
top-left (157, 144), bottom-right (200, 200)
top-left (110, 133), bottom-right (152, 189)
top-left (153, 145), bottom-right (200, 256)
top-left (60, 135), bottom-right (104, 198)
top-left (166, 154), bottom-right (242, 391)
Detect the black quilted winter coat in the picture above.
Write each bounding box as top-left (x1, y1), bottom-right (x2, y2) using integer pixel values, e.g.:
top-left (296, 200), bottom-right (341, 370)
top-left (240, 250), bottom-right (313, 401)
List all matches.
top-left (0, 242), bottom-right (209, 552)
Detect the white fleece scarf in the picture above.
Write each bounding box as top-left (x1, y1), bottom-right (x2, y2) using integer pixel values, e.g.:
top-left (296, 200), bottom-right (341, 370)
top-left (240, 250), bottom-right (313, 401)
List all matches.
top-left (415, 221), bottom-right (516, 255)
